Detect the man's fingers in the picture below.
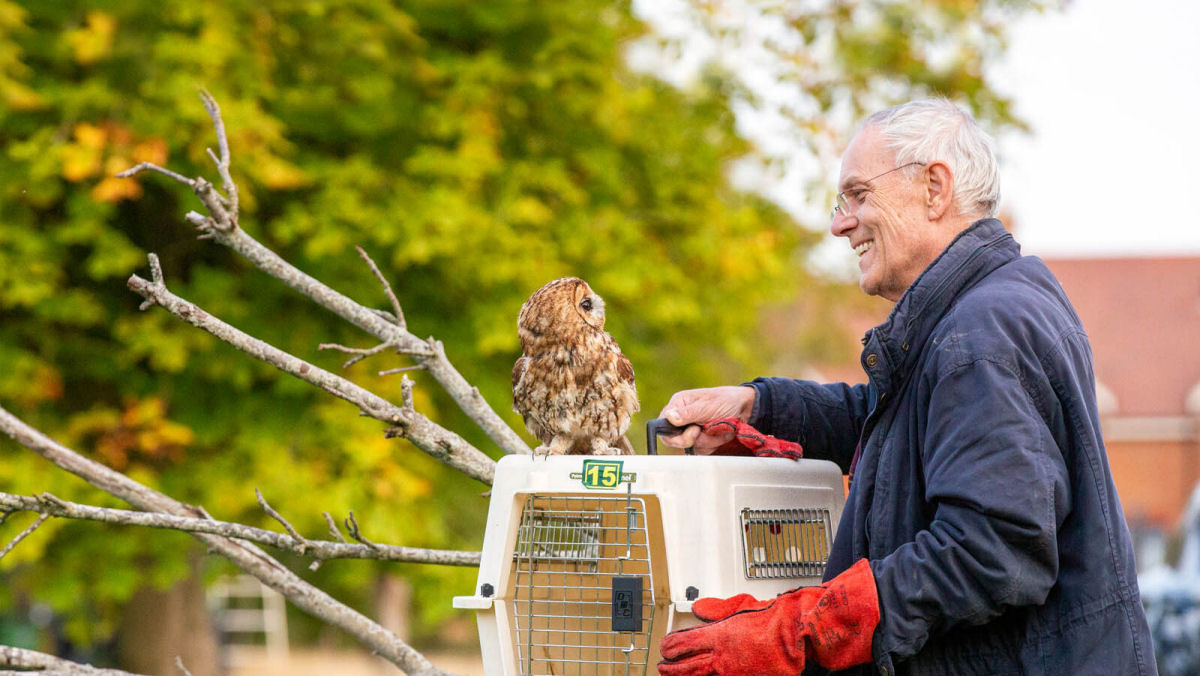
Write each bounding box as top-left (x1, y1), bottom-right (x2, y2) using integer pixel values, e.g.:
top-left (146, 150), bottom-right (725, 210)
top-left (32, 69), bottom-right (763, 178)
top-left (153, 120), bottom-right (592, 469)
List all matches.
top-left (658, 627), bottom-right (716, 675)
top-left (659, 424), bottom-right (701, 449)
top-left (656, 655), bottom-right (716, 676)
top-left (690, 428), bottom-right (733, 454)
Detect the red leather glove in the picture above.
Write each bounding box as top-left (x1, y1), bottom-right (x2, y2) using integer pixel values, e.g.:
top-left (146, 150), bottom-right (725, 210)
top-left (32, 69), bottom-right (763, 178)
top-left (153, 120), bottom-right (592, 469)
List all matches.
top-left (700, 418), bottom-right (803, 460)
top-left (658, 559), bottom-right (879, 676)
top-left (690, 593), bottom-right (774, 621)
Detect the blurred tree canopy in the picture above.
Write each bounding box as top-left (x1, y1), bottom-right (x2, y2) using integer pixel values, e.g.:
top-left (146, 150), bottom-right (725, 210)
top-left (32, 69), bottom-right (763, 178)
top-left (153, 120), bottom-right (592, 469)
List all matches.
top-left (0, 0), bottom-right (1041, 648)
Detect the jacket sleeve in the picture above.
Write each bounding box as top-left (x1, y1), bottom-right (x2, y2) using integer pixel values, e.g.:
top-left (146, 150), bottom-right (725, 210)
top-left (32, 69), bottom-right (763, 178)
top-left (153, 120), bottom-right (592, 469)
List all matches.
top-left (870, 356), bottom-right (1070, 663)
top-left (744, 377), bottom-right (870, 472)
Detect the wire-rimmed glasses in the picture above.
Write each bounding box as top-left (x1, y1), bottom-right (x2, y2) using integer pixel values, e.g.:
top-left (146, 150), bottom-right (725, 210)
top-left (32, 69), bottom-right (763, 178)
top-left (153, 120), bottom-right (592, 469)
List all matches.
top-left (831, 161), bottom-right (926, 220)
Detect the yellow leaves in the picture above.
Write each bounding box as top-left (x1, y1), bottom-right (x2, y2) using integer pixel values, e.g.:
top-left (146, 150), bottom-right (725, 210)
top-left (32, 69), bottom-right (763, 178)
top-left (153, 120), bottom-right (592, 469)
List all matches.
top-left (0, 355), bottom-right (64, 407)
top-left (0, 0), bottom-right (26, 28)
top-left (61, 123), bottom-right (105, 181)
top-left (31, 363), bottom-right (63, 404)
top-left (92, 178), bottom-right (140, 203)
top-left (0, 2), bottom-right (42, 110)
top-left (256, 153), bottom-right (311, 190)
top-left (66, 11), bottom-right (116, 66)
top-left (59, 122), bottom-right (170, 203)
top-left (2, 80), bottom-right (42, 111)
top-left (511, 195), bottom-right (553, 226)
top-left (357, 432), bottom-right (434, 502)
top-left (132, 138), bottom-right (168, 165)
top-left (66, 397), bottom-right (195, 472)
top-left (455, 108), bottom-right (502, 186)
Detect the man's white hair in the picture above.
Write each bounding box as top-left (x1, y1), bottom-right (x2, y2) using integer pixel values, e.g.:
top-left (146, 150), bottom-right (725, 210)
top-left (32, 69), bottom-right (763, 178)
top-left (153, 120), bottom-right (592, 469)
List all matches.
top-left (864, 98), bottom-right (1001, 218)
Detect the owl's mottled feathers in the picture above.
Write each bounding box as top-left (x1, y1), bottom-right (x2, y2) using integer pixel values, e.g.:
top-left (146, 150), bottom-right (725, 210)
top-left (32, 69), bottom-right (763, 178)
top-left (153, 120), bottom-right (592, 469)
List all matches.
top-left (513, 277), bottom-right (639, 455)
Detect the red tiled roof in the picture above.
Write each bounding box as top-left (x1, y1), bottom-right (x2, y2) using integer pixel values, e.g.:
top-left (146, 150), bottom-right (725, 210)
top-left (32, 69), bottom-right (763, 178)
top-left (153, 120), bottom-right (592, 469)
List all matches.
top-left (1042, 257), bottom-right (1200, 417)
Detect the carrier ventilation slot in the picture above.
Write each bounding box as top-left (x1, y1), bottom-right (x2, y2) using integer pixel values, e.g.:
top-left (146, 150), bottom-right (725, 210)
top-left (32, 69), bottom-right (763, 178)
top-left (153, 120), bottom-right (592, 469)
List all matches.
top-left (740, 507), bottom-right (832, 580)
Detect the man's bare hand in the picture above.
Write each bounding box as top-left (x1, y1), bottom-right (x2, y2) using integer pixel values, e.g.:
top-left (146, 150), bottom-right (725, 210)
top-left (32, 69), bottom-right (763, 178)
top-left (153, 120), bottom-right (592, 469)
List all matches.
top-left (658, 386), bottom-right (756, 454)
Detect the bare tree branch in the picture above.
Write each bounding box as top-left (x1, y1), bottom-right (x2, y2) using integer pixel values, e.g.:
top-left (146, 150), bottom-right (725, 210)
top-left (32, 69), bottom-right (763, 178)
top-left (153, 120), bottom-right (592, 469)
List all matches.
top-left (401, 375), bottom-right (416, 410)
top-left (317, 340), bottom-right (398, 369)
top-left (324, 511), bottom-right (349, 542)
top-left (226, 228), bottom-right (528, 454)
top-left (0, 492), bottom-right (480, 567)
top-left (380, 365), bottom-right (425, 377)
top-left (116, 162), bottom-right (195, 187)
top-left (127, 264), bottom-right (495, 486)
top-left (344, 509), bottom-right (379, 550)
top-left (255, 488), bottom-right (310, 554)
top-left (119, 93), bottom-right (530, 456)
top-left (0, 645), bottom-right (144, 675)
top-left (0, 512), bottom-right (49, 561)
top-left (0, 407), bottom-right (456, 675)
top-left (356, 246), bottom-right (407, 331)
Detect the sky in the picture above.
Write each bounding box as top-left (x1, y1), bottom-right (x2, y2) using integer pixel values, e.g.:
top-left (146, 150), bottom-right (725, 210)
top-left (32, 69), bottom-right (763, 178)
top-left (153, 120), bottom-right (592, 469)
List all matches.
top-left (994, 0), bottom-right (1200, 259)
top-left (631, 0), bottom-right (1200, 270)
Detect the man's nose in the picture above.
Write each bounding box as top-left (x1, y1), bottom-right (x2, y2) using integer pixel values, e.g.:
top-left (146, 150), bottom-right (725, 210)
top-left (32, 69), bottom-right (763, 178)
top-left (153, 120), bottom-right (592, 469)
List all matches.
top-left (830, 211), bottom-right (856, 238)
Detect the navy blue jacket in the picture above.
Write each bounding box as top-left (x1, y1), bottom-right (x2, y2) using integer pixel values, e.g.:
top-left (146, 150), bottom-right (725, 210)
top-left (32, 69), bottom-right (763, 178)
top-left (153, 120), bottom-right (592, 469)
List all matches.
top-left (747, 219), bottom-right (1156, 675)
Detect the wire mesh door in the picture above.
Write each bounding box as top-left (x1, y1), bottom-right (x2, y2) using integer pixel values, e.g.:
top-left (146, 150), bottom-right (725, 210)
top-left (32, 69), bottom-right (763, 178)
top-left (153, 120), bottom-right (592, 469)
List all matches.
top-left (511, 491), bottom-right (656, 675)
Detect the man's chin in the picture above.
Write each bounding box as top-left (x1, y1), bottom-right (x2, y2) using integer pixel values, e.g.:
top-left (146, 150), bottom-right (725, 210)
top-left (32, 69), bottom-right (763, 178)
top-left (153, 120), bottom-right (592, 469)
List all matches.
top-left (858, 274), bottom-right (879, 297)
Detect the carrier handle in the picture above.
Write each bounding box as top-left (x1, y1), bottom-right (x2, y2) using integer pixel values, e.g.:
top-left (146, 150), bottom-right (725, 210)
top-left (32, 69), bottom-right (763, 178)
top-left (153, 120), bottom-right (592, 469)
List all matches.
top-left (645, 418), bottom-right (694, 455)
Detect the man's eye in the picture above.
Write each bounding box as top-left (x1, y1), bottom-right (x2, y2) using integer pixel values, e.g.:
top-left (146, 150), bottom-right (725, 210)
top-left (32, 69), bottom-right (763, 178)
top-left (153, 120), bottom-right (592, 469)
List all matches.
top-left (846, 189), bottom-right (868, 205)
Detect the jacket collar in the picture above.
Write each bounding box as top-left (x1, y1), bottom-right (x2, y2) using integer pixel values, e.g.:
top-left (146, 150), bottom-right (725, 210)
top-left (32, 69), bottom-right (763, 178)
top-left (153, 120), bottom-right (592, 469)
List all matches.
top-left (859, 218), bottom-right (1020, 395)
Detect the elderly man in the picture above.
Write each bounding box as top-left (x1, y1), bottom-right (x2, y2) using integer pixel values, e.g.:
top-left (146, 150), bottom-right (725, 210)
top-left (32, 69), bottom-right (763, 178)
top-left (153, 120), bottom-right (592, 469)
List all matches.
top-left (656, 99), bottom-right (1156, 675)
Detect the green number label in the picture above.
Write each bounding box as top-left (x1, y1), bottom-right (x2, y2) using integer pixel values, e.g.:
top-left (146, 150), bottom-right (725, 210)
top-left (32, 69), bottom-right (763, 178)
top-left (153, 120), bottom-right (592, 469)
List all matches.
top-left (581, 459), bottom-right (623, 490)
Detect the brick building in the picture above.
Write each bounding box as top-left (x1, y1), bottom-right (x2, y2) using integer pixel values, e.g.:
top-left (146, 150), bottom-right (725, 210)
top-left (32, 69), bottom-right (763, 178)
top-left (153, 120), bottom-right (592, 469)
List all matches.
top-left (1044, 257), bottom-right (1200, 527)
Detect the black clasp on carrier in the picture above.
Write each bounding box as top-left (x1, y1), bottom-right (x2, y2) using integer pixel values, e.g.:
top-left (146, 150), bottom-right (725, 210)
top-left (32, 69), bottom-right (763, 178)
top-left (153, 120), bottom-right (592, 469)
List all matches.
top-left (645, 417), bottom-right (694, 455)
top-left (611, 576), bottom-right (643, 632)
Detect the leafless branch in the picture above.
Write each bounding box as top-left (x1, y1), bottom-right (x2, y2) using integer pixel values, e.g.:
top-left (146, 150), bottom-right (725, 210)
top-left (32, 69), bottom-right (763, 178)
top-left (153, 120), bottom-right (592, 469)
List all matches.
top-left (356, 246), bottom-right (407, 331)
top-left (380, 365), bottom-right (425, 377)
top-left (344, 509), bottom-right (379, 550)
top-left (127, 262), bottom-right (495, 486)
top-left (318, 340), bottom-right (397, 369)
top-left (116, 162), bottom-right (195, 187)
top-left (401, 375), bottom-right (415, 409)
top-left (1, 646), bottom-right (143, 674)
top-left (324, 511), bottom-right (348, 542)
top-left (255, 488), bottom-right (310, 554)
top-left (0, 408), bottom-right (456, 675)
top-left (0, 492), bottom-right (481, 567)
top-left (199, 90), bottom-right (238, 220)
top-left (0, 512), bottom-right (49, 561)
top-left (119, 94), bottom-right (531, 456)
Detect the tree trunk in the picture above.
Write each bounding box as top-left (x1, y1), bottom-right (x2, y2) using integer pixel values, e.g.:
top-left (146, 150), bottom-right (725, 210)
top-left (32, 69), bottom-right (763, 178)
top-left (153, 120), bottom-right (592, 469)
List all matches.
top-left (116, 557), bottom-right (219, 676)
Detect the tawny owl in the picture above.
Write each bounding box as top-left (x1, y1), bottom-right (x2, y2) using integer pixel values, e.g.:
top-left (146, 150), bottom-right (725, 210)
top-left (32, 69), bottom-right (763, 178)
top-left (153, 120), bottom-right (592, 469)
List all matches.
top-left (513, 277), bottom-right (639, 455)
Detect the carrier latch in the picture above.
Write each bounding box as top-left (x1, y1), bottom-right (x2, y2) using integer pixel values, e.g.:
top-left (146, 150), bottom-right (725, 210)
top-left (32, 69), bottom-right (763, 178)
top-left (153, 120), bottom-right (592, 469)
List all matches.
top-left (611, 576), bottom-right (644, 632)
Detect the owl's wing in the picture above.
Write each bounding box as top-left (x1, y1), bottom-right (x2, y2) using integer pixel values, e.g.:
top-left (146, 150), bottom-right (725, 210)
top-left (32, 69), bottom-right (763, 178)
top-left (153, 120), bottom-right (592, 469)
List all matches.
top-left (616, 352), bottom-right (639, 414)
top-left (512, 356), bottom-right (529, 415)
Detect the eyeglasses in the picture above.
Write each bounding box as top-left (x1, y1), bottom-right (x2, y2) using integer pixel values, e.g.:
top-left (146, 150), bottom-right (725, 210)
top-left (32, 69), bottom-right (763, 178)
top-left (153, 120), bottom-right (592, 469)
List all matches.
top-left (831, 162), bottom-right (926, 221)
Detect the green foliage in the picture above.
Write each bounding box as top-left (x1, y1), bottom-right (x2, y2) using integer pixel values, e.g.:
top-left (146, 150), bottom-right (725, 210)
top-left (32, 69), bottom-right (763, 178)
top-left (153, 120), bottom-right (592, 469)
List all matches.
top-left (0, 0), bottom-right (1036, 648)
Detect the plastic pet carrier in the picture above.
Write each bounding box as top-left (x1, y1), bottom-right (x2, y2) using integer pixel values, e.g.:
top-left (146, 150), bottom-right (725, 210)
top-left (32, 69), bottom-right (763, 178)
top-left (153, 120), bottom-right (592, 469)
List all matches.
top-left (454, 420), bottom-right (846, 675)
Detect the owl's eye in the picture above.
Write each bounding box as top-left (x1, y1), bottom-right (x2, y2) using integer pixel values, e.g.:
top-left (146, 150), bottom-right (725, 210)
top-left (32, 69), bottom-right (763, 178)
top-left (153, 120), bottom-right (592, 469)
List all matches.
top-left (580, 298), bottom-right (593, 312)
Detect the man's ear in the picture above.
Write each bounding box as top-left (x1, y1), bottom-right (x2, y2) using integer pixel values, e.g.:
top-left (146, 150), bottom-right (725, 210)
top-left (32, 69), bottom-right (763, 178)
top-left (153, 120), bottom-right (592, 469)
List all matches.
top-left (925, 162), bottom-right (954, 220)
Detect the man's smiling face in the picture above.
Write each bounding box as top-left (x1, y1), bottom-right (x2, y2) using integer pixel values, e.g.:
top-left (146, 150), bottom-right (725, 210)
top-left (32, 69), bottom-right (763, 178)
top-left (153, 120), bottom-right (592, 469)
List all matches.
top-left (831, 125), bottom-right (948, 302)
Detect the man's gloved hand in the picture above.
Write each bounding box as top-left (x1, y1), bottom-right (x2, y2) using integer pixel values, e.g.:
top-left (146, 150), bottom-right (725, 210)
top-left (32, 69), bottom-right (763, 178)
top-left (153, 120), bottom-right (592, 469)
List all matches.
top-left (690, 593), bottom-right (774, 622)
top-left (699, 418), bottom-right (803, 460)
top-left (658, 559), bottom-right (879, 676)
